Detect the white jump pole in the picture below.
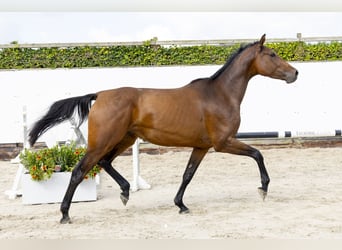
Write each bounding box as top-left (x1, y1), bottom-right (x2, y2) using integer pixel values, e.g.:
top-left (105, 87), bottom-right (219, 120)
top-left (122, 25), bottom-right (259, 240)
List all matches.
top-left (5, 105), bottom-right (28, 199)
top-left (236, 130), bottom-right (342, 139)
top-left (131, 139), bottom-right (151, 192)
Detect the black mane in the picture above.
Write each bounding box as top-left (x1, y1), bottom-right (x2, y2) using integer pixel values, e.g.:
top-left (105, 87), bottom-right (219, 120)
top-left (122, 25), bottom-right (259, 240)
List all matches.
top-left (210, 41), bottom-right (259, 80)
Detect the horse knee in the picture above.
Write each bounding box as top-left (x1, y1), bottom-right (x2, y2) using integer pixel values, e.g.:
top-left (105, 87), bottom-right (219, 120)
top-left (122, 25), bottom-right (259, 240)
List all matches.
top-left (249, 149), bottom-right (267, 169)
top-left (250, 149), bottom-right (264, 162)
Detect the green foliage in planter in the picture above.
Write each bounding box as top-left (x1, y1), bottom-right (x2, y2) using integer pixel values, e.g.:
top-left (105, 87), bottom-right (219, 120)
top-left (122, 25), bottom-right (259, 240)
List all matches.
top-left (20, 143), bottom-right (101, 181)
top-left (0, 41), bottom-right (340, 69)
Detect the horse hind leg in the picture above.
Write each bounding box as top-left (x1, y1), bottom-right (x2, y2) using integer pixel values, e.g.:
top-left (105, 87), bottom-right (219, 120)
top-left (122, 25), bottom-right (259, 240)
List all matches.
top-left (60, 154), bottom-right (99, 224)
top-left (98, 133), bottom-right (137, 206)
top-left (60, 133), bottom-right (136, 224)
top-left (99, 160), bottom-right (130, 206)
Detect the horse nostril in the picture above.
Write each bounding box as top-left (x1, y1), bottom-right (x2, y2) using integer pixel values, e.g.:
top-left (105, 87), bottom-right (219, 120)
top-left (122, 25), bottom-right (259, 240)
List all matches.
top-left (295, 70), bottom-right (299, 76)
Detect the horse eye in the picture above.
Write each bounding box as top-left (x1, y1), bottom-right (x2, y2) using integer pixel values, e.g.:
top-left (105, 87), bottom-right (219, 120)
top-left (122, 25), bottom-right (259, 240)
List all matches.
top-left (270, 52), bottom-right (276, 57)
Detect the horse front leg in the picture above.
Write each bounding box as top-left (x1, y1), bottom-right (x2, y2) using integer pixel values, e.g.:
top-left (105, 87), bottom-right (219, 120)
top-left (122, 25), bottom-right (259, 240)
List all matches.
top-left (214, 138), bottom-right (270, 200)
top-left (174, 147), bottom-right (209, 214)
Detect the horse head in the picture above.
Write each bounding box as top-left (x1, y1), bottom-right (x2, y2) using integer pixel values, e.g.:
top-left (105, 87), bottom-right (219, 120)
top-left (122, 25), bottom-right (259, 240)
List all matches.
top-left (252, 34), bottom-right (298, 83)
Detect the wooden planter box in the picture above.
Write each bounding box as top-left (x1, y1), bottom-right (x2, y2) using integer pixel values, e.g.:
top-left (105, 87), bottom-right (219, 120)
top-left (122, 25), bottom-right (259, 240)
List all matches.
top-left (21, 172), bottom-right (98, 205)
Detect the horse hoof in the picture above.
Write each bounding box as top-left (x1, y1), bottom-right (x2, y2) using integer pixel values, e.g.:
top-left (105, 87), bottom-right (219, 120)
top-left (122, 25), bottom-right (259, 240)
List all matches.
top-left (60, 216), bottom-right (71, 224)
top-left (120, 193), bottom-right (129, 206)
top-left (258, 187), bottom-right (267, 201)
top-left (179, 208), bottom-right (190, 214)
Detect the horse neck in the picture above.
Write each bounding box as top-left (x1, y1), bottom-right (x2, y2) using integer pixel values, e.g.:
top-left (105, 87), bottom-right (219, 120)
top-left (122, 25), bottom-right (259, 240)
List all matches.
top-left (214, 48), bottom-right (257, 104)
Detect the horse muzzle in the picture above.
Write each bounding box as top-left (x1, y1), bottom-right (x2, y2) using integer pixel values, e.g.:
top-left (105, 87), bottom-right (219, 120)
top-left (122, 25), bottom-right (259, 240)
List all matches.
top-left (285, 69), bottom-right (299, 84)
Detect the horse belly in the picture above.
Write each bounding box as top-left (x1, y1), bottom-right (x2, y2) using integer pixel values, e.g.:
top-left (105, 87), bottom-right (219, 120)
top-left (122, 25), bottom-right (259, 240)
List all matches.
top-left (134, 127), bottom-right (211, 148)
top-left (131, 111), bottom-right (211, 147)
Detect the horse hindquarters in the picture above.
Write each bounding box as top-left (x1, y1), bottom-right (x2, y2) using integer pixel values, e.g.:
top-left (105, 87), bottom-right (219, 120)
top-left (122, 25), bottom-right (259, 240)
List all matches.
top-left (60, 90), bottom-right (138, 223)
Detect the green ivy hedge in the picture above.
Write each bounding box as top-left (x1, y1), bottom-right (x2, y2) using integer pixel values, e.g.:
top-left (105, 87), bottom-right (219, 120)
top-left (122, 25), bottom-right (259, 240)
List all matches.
top-left (0, 41), bottom-right (340, 69)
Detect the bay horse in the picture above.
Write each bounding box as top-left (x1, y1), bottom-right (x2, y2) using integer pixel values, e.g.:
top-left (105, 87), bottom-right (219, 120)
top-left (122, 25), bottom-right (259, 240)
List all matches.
top-left (29, 34), bottom-right (298, 224)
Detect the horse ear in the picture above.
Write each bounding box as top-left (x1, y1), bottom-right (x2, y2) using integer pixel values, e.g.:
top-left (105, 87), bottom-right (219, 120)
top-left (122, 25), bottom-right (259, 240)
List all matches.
top-left (259, 34), bottom-right (266, 45)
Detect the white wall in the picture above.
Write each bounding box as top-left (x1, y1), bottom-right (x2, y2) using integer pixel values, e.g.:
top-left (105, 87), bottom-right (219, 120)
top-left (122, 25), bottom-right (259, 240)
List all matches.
top-left (1, 61), bottom-right (341, 145)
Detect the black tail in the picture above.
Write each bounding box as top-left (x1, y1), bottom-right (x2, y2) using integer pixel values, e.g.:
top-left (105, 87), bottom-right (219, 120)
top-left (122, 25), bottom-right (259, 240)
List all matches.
top-left (29, 93), bottom-right (97, 146)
